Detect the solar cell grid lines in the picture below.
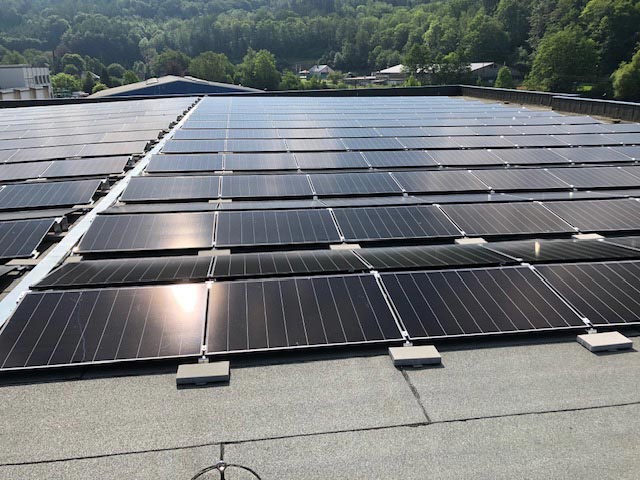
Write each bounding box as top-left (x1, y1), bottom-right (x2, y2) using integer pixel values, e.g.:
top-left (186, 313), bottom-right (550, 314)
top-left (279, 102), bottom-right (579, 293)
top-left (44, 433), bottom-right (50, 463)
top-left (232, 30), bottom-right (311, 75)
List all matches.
top-left (536, 261), bottom-right (640, 326)
top-left (146, 154), bottom-right (223, 173)
top-left (543, 199), bottom-right (640, 232)
top-left (0, 218), bottom-right (55, 259)
top-left (333, 205), bottom-right (461, 242)
top-left (0, 179), bottom-right (102, 210)
top-left (392, 170), bottom-right (489, 193)
top-left (0, 283), bottom-right (207, 370)
top-left (441, 202), bottom-right (576, 236)
top-left (427, 149), bottom-right (503, 166)
top-left (546, 166), bottom-right (640, 189)
top-left (223, 153), bottom-right (298, 171)
top-left (295, 151), bottom-right (369, 169)
top-left (382, 267), bottom-right (586, 339)
top-left (310, 172), bottom-right (402, 196)
top-left (470, 168), bottom-right (570, 191)
top-left (549, 146), bottom-right (632, 163)
top-left (206, 274), bottom-right (403, 354)
top-left (78, 212), bottom-right (216, 253)
top-left (121, 176), bottom-right (220, 202)
top-left (215, 209), bottom-right (341, 247)
top-left (364, 150), bottom-right (437, 168)
top-left (221, 174), bottom-right (313, 198)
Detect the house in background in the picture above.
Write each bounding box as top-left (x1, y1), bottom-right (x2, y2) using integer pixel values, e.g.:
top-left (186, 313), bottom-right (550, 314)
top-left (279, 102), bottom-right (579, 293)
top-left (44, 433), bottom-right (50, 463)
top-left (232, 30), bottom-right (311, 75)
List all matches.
top-left (89, 75), bottom-right (261, 98)
top-left (299, 65), bottom-right (334, 80)
top-left (374, 64), bottom-right (408, 85)
top-left (0, 64), bottom-right (52, 100)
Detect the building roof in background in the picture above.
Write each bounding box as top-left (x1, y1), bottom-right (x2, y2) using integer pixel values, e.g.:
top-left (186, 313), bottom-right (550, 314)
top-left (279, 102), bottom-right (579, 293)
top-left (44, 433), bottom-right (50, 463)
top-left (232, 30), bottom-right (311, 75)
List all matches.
top-left (470, 62), bottom-right (497, 71)
top-left (90, 75), bottom-right (261, 98)
top-left (377, 64), bottom-right (406, 74)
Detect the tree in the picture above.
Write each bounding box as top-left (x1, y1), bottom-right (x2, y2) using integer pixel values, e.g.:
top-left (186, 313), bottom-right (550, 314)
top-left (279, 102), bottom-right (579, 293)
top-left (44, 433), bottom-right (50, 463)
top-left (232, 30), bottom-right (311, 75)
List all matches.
top-left (581, 0), bottom-right (640, 75)
top-left (188, 52), bottom-right (234, 83)
top-left (152, 49), bottom-right (190, 76)
top-left (238, 49), bottom-right (281, 90)
top-left (51, 73), bottom-right (80, 94)
top-left (460, 13), bottom-right (510, 63)
top-left (494, 66), bottom-right (514, 88)
top-left (92, 82), bottom-right (108, 94)
top-left (495, 0), bottom-right (531, 50)
top-left (122, 70), bottom-right (140, 85)
top-left (61, 53), bottom-right (85, 73)
top-left (279, 71), bottom-right (303, 90)
top-left (63, 64), bottom-right (79, 76)
top-left (82, 72), bottom-right (95, 93)
top-left (99, 67), bottom-right (112, 87)
top-left (404, 74), bottom-right (421, 86)
top-left (611, 47), bottom-right (640, 100)
top-left (526, 26), bottom-right (598, 92)
top-left (107, 63), bottom-right (125, 79)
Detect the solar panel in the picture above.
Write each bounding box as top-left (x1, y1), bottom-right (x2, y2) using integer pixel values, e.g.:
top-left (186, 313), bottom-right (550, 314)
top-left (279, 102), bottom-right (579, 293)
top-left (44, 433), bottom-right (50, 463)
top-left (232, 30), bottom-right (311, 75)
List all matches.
top-left (35, 256), bottom-right (212, 289)
top-left (549, 146), bottom-right (631, 163)
top-left (215, 209), bottom-right (341, 247)
top-left (357, 244), bottom-right (511, 270)
top-left (341, 137), bottom-right (404, 151)
top-left (121, 176), bottom-right (220, 202)
top-left (470, 168), bottom-right (570, 191)
top-left (206, 274), bottom-right (402, 354)
top-left (428, 149), bottom-right (502, 166)
top-left (0, 284), bottom-right (207, 370)
top-left (382, 266), bottom-right (586, 340)
top-left (398, 137), bottom-right (462, 149)
top-left (441, 202), bottom-right (576, 236)
top-left (146, 154), bottom-right (223, 173)
top-left (216, 199), bottom-right (324, 210)
top-left (0, 162), bottom-right (51, 182)
top-left (220, 174), bottom-right (312, 198)
top-left (492, 148), bottom-right (569, 165)
top-left (225, 139), bottom-right (288, 152)
top-left (0, 179), bottom-right (102, 210)
top-left (211, 249), bottom-right (367, 279)
top-left (224, 153), bottom-right (298, 171)
top-left (393, 170), bottom-right (489, 193)
top-left (484, 238), bottom-right (640, 263)
top-left (503, 135), bottom-right (567, 148)
top-left (295, 152), bottom-right (369, 169)
top-left (43, 157), bottom-right (129, 179)
top-left (172, 129), bottom-right (227, 140)
top-left (364, 150), bottom-right (437, 168)
top-left (543, 199), bottom-right (640, 231)
top-left (77, 212), bottom-right (216, 253)
top-left (0, 218), bottom-right (55, 259)
top-left (546, 167), bottom-right (640, 188)
top-left (321, 196), bottom-right (425, 208)
top-left (603, 236), bottom-right (640, 250)
top-left (614, 146), bottom-right (640, 160)
top-left (162, 140), bottom-right (225, 154)
top-left (536, 261), bottom-right (640, 326)
top-left (333, 205), bottom-right (461, 242)
top-left (310, 172), bottom-right (402, 196)
top-left (285, 138), bottom-right (346, 151)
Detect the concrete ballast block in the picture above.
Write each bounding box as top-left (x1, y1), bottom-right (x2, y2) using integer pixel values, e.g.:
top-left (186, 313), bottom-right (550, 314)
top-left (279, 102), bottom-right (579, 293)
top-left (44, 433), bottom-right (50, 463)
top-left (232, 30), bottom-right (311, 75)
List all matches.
top-left (572, 233), bottom-right (604, 240)
top-left (177, 361), bottom-right (230, 386)
top-left (389, 345), bottom-right (442, 367)
top-left (577, 331), bottom-right (633, 352)
top-left (455, 237), bottom-right (487, 245)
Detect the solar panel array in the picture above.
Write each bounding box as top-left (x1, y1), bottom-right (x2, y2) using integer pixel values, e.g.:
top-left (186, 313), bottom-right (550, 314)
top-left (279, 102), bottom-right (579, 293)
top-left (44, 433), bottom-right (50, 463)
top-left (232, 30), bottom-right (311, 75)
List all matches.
top-left (3, 94), bottom-right (640, 372)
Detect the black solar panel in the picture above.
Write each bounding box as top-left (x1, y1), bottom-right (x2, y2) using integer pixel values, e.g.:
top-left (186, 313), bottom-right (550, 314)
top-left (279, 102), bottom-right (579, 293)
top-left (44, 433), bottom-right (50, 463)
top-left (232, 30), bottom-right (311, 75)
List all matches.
top-left (364, 150), bottom-right (437, 168)
top-left (77, 212), bottom-right (216, 253)
top-left (0, 284), bottom-right (207, 370)
top-left (341, 137), bottom-right (404, 151)
top-left (206, 274), bottom-right (402, 354)
top-left (211, 249), bottom-right (367, 279)
top-left (441, 202), bottom-right (576, 236)
top-left (485, 238), bottom-right (640, 263)
top-left (357, 244), bottom-right (511, 270)
top-left (224, 153), bottom-right (298, 171)
top-left (146, 154), bottom-right (223, 173)
top-left (310, 172), bottom-right (402, 196)
top-left (35, 256), bottom-right (213, 289)
top-left (295, 152), bottom-right (369, 169)
top-left (543, 199), bottom-right (640, 231)
top-left (536, 261), bottom-right (640, 326)
top-left (221, 174), bottom-right (312, 198)
top-left (215, 209), bottom-right (341, 247)
top-left (121, 176), bottom-right (220, 202)
top-left (0, 218), bottom-right (55, 259)
top-left (162, 140), bottom-right (225, 153)
top-left (0, 162), bottom-right (51, 182)
top-left (603, 236), bottom-right (640, 250)
top-left (333, 205), bottom-right (461, 242)
top-left (286, 138), bottom-right (347, 152)
top-left (428, 149), bottom-right (502, 166)
top-left (546, 167), bottom-right (640, 188)
top-left (549, 146), bottom-right (631, 163)
top-left (0, 179), bottom-right (102, 210)
top-left (492, 148), bottom-right (569, 165)
top-left (43, 157), bottom-right (129, 179)
top-left (471, 168), bottom-right (570, 191)
top-left (226, 139), bottom-right (288, 152)
top-left (393, 170), bottom-right (489, 193)
top-left (382, 266), bottom-right (586, 340)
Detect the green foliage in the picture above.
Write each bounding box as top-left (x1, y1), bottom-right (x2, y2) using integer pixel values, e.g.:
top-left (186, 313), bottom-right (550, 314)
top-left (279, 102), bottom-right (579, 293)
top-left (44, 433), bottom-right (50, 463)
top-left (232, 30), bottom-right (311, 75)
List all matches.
top-left (122, 70), bottom-right (140, 84)
top-left (63, 64), bottom-right (79, 75)
top-left (188, 52), bottom-right (234, 83)
top-left (153, 49), bottom-right (190, 76)
top-left (107, 63), bottom-right (126, 79)
top-left (526, 26), bottom-right (598, 92)
top-left (82, 72), bottom-right (95, 93)
top-left (611, 47), bottom-right (640, 101)
top-left (494, 66), bottom-right (514, 88)
top-left (404, 74), bottom-right (421, 86)
top-left (91, 82), bottom-right (108, 93)
top-left (279, 70), bottom-right (303, 90)
top-left (238, 48), bottom-right (281, 90)
top-left (51, 72), bottom-right (80, 93)
top-left (1, 50), bottom-right (26, 64)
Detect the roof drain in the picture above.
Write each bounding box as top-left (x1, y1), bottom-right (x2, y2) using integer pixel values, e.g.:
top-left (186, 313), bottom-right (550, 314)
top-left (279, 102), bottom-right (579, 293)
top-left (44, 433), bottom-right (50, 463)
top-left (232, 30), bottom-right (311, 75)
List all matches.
top-left (190, 460), bottom-right (262, 479)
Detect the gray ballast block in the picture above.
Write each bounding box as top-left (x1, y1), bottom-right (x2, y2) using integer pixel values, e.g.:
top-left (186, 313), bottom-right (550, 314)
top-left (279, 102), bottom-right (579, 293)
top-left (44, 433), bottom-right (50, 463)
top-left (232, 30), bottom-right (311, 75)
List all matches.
top-left (177, 361), bottom-right (230, 386)
top-left (577, 331), bottom-right (633, 352)
top-left (389, 345), bottom-right (442, 367)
